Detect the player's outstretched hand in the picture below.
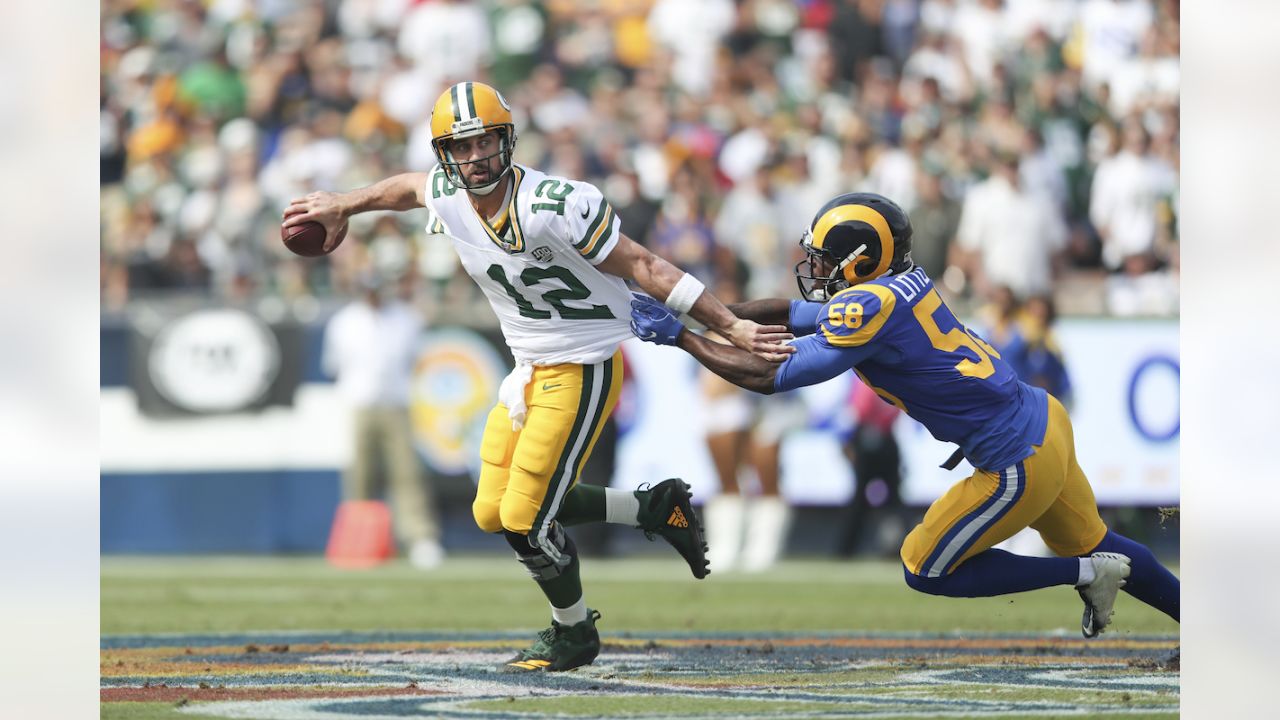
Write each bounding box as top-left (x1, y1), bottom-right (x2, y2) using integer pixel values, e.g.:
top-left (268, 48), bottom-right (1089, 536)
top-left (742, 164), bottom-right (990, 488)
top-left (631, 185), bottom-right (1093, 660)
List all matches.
top-left (283, 191), bottom-right (349, 253)
top-left (725, 318), bottom-right (794, 363)
top-left (630, 293), bottom-right (685, 346)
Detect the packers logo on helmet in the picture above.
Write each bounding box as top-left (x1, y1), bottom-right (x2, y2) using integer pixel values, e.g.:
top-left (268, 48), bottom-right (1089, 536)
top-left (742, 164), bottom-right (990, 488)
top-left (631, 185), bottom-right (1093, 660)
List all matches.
top-left (430, 82), bottom-right (517, 195)
top-left (794, 192), bottom-right (914, 301)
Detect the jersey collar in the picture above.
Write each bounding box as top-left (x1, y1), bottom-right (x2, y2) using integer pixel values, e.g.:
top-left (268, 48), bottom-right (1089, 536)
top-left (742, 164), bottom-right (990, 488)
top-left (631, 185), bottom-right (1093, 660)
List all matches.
top-left (469, 165), bottom-right (526, 253)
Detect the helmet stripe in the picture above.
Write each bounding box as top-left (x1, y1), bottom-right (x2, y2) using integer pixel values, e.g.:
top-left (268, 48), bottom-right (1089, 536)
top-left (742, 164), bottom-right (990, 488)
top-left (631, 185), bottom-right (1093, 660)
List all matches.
top-left (811, 204), bottom-right (895, 281)
top-left (450, 84), bottom-right (462, 123)
top-left (464, 82), bottom-right (477, 121)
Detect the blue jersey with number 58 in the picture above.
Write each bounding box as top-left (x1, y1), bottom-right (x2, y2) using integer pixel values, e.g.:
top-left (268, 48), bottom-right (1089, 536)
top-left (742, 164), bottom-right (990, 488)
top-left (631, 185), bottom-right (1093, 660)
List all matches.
top-left (777, 267), bottom-right (1048, 471)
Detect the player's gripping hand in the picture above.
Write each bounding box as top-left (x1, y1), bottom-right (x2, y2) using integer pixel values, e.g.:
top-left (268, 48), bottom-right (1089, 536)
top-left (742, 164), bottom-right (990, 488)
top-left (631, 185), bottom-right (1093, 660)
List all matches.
top-left (283, 191), bottom-right (350, 253)
top-left (724, 318), bottom-right (795, 363)
top-left (630, 293), bottom-right (686, 345)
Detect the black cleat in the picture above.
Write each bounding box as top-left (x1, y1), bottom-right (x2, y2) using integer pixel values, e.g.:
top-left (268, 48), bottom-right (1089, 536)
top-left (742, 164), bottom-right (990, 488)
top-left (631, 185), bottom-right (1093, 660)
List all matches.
top-left (636, 479), bottom-right (710, 579)
top-left (501, 609), bottom-right (602, 672)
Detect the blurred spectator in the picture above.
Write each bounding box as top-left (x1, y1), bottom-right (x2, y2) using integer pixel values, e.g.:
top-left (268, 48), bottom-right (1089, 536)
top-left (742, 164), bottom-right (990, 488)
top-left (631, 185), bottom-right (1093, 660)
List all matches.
top-left (399, 0), bottom-right (490, 85)
top-left (865, 119), bottom-right (925, 213)
top-left (1108, 28), bottom-right (1179, 118)
top-left (1019, 127), bottom-right (1069, 213)
top-left (700, 328), bottom-right (801, 573)
top-left (323, 271), bottom-right (443, 569)
top-left (901, 31), bottom-right (973, 106)
top-left (836, 380), bottom-right (904, 558)
top-left (977, 284), bottom-right (1024, 349)
top-left (648, 164), bottom-right (718, 281)
top-left (1091, 120), bottom-right (1158, 271)
top-left (1079, 0), bottom-right (1155, 91)
top-left (488, 0), bottom-right (548, 89)
top-left (98, 0), bottom-right (1177, 319)
top-left (1089, 118), bottom-right (1177, 315)
top-left (955, 153), bottom-right (1067, 300)
top-left (648, 0), bottom-right (736, 97)
top-left (909, 168), bottom-right (961, 280)
top-left (828, 0), bottom-right (885, 85)
top-left (1010, 295), bottom-right (1074, 407)
top-left (951, 0), bottom-right (1008, 90)
top-left (978, 287), bottom-right (1073, 404)
top-left (714, 163), bottom-right (791, 300)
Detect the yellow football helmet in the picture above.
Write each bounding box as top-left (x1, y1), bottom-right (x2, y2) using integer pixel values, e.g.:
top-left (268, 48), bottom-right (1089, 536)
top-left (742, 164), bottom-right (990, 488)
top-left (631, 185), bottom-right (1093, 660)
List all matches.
top-left (430, 81), bottom-right (517, 194)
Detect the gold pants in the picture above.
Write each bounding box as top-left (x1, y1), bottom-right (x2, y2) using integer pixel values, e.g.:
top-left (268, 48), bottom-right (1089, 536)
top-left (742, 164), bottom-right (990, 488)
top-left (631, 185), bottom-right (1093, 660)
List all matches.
top-left (901, 395), bottom-right (1108, 577)
top-left (472, 351), bottom-right (622, 551)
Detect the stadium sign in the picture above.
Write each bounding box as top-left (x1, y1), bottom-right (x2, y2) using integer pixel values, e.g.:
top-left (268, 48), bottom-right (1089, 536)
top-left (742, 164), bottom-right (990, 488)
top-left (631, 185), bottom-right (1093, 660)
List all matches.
top-left (409, 328), bottom-right (509, 478)
top-left (148, 309), bottom-right (282, 413)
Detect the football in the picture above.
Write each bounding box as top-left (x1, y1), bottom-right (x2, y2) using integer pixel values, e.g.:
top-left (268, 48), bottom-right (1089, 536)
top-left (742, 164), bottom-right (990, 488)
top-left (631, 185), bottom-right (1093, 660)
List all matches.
top-left (282, 221), bottom-right (347, 257)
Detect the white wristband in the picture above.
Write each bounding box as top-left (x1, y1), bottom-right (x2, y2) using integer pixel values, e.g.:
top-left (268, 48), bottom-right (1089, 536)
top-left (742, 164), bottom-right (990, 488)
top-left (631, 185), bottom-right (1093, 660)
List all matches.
top-left (665, 274), bottom-right (705, 315)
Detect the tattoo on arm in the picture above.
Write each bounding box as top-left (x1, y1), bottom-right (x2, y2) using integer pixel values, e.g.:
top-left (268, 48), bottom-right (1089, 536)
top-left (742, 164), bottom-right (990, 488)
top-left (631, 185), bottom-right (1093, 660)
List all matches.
top-left (677, 331), bottom-right (779, 395)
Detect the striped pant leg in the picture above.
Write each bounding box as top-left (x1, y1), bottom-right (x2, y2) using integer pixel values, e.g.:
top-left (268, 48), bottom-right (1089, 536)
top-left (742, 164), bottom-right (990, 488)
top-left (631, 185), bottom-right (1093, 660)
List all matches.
top-left (499, 353), bottom-right (621, 558)
top-left (900, 458), bottom-right (1062, 578)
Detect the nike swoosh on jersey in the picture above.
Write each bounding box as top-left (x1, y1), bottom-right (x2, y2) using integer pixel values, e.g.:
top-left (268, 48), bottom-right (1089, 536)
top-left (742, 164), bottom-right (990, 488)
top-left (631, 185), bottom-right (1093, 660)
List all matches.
top-left (580, 206), bottom-right (590, 219)
top-left (542, 382), bottom-right (562, 391)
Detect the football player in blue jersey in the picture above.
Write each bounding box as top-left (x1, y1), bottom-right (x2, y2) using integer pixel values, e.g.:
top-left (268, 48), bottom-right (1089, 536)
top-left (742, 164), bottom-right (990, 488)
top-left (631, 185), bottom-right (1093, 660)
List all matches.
top-left (630, 192), bottom-right (1179, 637)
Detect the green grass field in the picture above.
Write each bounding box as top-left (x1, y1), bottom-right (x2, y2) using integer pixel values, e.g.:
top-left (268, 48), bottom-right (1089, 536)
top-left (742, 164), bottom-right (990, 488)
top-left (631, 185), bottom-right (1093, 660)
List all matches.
top-left (101, 555), bottom-right (1180, 719)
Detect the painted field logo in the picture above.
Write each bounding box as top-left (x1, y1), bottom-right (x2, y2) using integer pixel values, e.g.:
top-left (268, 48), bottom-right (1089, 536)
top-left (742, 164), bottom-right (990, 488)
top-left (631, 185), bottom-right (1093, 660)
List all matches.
top-left (101, 631), bottom-right (1179, 719)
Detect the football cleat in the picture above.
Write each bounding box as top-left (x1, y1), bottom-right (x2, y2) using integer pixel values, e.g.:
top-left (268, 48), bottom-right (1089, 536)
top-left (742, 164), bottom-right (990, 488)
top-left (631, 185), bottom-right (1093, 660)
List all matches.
top-left (636, 479), bottom-right (710, 579)
top-left (1078, 552), bottom-right (1131, 638)
top-left (501, 609), bottom-right (602, 673)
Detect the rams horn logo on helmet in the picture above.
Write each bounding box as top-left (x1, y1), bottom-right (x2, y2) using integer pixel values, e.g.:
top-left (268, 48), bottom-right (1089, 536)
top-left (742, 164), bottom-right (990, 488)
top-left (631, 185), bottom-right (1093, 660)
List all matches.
top-left (794, 192), bottom-right (914, 301)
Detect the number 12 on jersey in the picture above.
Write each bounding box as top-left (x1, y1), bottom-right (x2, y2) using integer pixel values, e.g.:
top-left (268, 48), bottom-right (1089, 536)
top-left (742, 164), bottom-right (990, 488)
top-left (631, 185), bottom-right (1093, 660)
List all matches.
top-left (486, 263), bottom-right (615, 320)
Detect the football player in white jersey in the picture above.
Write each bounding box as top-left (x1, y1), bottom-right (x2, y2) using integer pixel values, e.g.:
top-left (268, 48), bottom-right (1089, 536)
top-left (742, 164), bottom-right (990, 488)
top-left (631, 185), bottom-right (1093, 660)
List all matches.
top-left (285, 81), bottom-right (793, 672)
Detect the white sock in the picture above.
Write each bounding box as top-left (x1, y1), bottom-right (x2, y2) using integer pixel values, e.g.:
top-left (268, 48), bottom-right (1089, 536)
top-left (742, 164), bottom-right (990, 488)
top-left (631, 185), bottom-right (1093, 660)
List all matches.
top-left (1076, 557), bottom-right (1096, 587)
top-left (604, 487), bottom-right (641, 525)
top-left (740, 495), bottom-right (793, 573)
top-left (551, 597), bottom-right (588, 625)
top-left (705, 494), bottom-right (746, 572)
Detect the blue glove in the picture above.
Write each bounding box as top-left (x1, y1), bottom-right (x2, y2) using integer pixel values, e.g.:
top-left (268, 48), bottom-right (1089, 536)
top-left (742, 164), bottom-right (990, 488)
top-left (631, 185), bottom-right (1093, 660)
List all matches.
top-left (630, 293), bottom-right (685, 346)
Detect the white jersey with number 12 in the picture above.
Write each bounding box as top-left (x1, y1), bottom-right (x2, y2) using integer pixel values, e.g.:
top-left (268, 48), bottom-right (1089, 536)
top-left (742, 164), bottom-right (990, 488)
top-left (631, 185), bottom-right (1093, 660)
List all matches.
top-left (422, 163), bottom-right (633, 365)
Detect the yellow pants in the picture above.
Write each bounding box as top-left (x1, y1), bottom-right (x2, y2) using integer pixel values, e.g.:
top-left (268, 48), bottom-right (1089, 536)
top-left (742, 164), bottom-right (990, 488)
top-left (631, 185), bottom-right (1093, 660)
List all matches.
top-left (901, 395), bottom-right (1108, 577)
top-left (472, 351), bottom-right (622, 548)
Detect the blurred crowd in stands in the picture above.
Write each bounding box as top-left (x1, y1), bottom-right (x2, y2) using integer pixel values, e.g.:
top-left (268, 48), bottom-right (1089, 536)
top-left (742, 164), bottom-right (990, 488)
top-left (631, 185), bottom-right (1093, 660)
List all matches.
top-left (101, 0), bottom-right (1180, 320)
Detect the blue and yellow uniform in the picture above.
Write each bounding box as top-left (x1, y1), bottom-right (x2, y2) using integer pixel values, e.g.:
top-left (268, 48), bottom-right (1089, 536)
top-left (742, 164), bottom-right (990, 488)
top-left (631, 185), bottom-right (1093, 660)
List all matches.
top-left (776, 266), bottom-right (1107, 578)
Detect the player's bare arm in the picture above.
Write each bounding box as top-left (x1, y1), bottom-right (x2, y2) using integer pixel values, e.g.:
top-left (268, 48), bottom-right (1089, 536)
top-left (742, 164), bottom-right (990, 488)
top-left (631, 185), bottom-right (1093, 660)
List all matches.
top-left (283, 173), bottom-right (429, 251)
top-left (597, 233), bottom-right (794, 361)
top-left (726, 299), bottom-right (792, 327)
top-left (676, 329), bottom-right (781, 395)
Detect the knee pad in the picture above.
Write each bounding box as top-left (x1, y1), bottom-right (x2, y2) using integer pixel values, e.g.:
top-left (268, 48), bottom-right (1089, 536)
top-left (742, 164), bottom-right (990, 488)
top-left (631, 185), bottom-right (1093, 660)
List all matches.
top-left (498, 494), bottom-right (537, 536)
top-left (504, 523), bottom-right (576, 582)
top-left (473, 500), bottom-right (503, 534)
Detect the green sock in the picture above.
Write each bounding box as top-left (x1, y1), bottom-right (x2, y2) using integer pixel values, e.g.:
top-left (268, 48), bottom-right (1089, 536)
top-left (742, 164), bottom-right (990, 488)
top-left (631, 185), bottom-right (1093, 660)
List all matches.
top-left (556, 484), bottom-right (606, 526)
top-left (536, 552), bottom-right (583, 610)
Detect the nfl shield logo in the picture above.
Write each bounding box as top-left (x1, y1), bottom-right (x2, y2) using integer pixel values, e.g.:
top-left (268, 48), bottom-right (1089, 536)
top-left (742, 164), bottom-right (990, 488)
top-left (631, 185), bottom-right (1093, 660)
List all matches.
top-left (532, 246), bottom-right (553, 263)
